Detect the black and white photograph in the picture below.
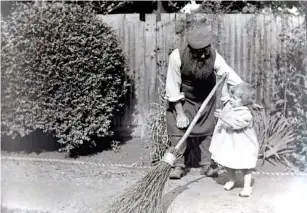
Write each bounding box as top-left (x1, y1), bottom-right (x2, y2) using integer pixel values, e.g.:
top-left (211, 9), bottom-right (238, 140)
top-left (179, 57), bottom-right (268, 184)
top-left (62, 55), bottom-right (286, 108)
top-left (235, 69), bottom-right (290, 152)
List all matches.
top-left (1, 0), bottom-right (307, 212)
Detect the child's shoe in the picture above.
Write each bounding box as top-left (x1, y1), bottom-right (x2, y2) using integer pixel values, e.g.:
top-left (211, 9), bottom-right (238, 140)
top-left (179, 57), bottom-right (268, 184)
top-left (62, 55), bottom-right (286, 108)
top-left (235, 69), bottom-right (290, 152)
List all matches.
top-left (239, 187), bottom-right (252, 197)
top-left (223, 181), bottom-right (235, 191)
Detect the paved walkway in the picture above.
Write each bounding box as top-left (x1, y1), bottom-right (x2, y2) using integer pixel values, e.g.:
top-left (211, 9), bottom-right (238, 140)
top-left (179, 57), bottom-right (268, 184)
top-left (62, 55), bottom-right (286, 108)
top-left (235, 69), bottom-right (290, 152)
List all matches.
top-left (1, 157), bottom-right (307, 213)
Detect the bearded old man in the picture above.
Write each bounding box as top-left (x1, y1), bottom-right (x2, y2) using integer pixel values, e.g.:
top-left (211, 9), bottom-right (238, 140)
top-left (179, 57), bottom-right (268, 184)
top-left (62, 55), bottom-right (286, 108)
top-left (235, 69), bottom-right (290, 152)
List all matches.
top-left (165, 26), bottom-right (243, 179)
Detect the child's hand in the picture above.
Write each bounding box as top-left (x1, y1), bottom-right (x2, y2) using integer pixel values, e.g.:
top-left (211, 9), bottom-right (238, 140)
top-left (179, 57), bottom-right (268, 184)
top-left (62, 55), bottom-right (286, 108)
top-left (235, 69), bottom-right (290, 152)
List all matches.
top-left (214, 109), bottom-right (222, 118)
top-left (251, 103), bottom-right (264, 110)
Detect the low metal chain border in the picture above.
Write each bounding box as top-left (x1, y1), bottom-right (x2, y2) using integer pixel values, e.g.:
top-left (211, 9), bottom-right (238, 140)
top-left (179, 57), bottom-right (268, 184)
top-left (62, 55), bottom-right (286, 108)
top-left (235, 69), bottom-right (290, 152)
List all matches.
top-left (2, 156), bottom-right (307, 177)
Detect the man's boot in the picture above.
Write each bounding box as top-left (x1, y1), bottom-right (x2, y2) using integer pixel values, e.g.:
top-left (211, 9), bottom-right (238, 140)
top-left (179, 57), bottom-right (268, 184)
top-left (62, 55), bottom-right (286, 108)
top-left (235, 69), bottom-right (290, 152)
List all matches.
top-left (200, 161), bottom-right (219, 177)
top-left (169, 166), bottom-right (185, 179)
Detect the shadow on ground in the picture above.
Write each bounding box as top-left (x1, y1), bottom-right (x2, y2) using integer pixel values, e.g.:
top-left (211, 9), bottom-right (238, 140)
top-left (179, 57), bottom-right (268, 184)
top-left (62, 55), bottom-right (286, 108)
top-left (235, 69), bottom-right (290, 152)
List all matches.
top-left (214, 172), bottom-right (256, 188)
top-left (1, 130), bottom-right (134, 158)
top-left (1, 129), bottom-right (60, 154)
top-left (162, 176), bottom-right (206, 212)
top-left (67, 135), bottom-right (135, 158)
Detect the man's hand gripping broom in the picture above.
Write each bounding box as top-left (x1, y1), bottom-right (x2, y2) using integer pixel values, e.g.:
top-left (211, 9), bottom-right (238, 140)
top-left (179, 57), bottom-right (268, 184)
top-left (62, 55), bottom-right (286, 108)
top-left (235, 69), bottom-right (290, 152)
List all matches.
top-left (162, 72), bottom-right (229, 166)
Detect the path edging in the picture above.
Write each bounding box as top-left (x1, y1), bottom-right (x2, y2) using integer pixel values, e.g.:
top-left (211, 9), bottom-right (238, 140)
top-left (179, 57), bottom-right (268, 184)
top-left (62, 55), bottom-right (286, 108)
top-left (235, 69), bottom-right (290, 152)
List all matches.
top-left (2, 156), bottom-right (307, 177)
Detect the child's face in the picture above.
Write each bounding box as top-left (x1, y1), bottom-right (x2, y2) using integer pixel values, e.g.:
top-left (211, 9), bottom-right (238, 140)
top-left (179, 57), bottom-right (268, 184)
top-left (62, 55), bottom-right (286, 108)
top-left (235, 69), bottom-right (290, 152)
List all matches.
top-left (229, 93), bottom-right (243, 107)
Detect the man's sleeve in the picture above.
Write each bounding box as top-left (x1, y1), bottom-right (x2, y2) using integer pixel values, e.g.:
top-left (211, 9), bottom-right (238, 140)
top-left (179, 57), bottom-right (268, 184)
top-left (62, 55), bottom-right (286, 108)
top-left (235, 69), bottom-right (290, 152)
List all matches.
top-left (214, 50), bottom-right (244, 104)
top-left (165, 49), bottom-right (185, 102)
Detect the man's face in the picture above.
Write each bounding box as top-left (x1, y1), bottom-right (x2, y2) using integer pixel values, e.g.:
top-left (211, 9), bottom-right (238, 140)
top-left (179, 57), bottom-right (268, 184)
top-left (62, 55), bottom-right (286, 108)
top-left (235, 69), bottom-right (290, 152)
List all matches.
top-left (190, 44), bottom-right (211, 60)
top-left (189, 44), bottom-right (213, 79)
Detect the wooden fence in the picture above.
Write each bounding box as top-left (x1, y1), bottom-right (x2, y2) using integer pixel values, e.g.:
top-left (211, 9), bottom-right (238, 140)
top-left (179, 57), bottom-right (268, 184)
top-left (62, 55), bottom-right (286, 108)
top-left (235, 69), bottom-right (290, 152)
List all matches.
top-left (97, 13), bottom-right (306, 137)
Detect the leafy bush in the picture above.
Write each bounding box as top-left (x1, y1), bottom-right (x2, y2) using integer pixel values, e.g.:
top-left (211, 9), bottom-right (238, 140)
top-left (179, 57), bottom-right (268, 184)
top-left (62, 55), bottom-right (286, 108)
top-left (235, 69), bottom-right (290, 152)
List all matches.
top-left (273, 25), bottom-right (307, 170)
top-left (1, 2), bottom-right (128, 152)
top-left (252, 21), bottom-right (307, 170)
top-left (253, 110), bottom-right (296, 165)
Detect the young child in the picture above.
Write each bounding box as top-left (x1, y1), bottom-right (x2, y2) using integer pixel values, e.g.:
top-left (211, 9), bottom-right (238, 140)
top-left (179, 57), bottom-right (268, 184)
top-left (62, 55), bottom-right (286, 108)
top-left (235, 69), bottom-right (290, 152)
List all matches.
top-left (209, 83), bottom-right (259, 197)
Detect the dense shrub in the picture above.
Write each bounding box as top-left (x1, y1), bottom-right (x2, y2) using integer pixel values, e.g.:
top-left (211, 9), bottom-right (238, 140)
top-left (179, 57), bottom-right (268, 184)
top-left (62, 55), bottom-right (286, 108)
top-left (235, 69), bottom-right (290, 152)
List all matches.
top-left (253, 22), bottom-right (307, 170)
top-left (253, 109), bottom-right (296, 165)
top-left (273, 25), bottom-right (307, 171)
top-left (1, 2), bottom-right (129, 152)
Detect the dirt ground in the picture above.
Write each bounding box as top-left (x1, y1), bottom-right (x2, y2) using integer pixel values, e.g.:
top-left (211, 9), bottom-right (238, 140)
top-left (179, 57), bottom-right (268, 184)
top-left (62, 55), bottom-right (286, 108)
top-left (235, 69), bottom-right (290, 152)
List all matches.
top-left (2, 156), bottom-right (307, 213)
top-left (2, 137), bottom-right (306, 212)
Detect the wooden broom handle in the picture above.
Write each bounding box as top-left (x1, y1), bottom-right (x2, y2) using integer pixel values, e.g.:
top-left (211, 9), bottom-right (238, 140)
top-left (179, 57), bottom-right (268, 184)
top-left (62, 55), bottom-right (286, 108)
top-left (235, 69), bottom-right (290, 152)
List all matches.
top-left (174, 73), bottom-right (228, 151)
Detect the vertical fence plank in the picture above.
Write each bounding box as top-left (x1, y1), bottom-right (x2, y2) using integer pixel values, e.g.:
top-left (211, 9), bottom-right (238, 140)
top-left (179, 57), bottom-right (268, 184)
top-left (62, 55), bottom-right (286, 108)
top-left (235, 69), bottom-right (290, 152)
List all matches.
top-left (144, 14), bottom-right (157, 113)
top-left (120, 14), bottom-right (130, 127)
top-left (264, 14), bottom-right (273, 108)
top-left (223, 15), bottom-right (234, 69)
top-left (259, 14), bottom-right (265, 104)
top-left (136, 17), bottom-right (146, 127)
top-left (217, 15), bottom-right (226, 63)
top-left (270, 14), bottom-right (278, 110)
top-left (235, 14), bottom-right (242, 76)
top-left (251, 15), bottom-right (258, 88)
top-left (169, 14), bottom-right (177, 53)
top-left (160, 13), bottom-right (171, 104)
top-left (124, 14), bottom-right (140, 129)
top-left (156, 15), bottom-right (163, 96)
top-left (161, 13), bottom-right (170, 65)
top-left (156, 14), bottom-right (169, 95)
top-left (241, 14), bottom-right (251, 82)
top-left (230, 14), bottom-right (236, 70)
top-left (175, 13), bottom-right (186, 49)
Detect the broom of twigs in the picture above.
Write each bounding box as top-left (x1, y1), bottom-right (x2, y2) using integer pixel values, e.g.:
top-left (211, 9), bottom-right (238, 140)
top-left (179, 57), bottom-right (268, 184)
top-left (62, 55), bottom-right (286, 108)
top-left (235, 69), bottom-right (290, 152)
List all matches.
top-left (104, 73), bottom-right (228, 213)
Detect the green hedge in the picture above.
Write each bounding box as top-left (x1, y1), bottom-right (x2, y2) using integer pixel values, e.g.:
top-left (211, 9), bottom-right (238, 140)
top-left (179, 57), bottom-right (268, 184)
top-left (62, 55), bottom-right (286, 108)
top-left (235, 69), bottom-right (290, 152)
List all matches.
top-left (1, 2), bottom-right (129, 151)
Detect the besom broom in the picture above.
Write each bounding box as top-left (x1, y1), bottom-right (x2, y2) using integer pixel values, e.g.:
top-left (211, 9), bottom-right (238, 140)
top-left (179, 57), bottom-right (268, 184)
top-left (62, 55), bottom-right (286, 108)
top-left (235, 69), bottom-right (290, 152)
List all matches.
top-left (104, 73), bottom-right (228, 213)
